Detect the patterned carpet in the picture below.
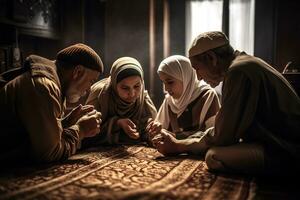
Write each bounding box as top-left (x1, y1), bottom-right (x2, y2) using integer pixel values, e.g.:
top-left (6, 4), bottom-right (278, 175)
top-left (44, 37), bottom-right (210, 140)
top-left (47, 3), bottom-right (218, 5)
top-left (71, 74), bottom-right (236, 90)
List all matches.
top-left (0, 145), bottom-right (257, 200)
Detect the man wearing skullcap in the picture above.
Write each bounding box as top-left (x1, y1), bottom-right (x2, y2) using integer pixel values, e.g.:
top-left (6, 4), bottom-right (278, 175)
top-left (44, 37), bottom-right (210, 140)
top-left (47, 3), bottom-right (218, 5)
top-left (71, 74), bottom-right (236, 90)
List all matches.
top-left (0, 43), bottom-right (103, 163)
top-left (154, 31), bottom-right (300, 175)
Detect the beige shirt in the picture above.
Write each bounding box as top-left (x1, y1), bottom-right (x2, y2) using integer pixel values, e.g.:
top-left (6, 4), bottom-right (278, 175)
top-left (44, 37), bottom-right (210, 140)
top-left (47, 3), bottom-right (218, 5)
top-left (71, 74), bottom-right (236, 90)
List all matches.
top-left (168, 87), bottom-right (220, 139)
top-left (0, 55), bottom-right (80, 163)
top-left (83, 78), bottom-right (157, 145)
top-left (191, 51), bottom-right (300, 158)
top-left (83, 57), bottom-right (157, 146)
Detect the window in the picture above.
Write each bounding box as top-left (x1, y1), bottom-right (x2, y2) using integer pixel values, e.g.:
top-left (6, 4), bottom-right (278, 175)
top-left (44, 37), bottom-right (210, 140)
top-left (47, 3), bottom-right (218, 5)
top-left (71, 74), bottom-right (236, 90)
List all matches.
top-left (186, 0), bottom-right (255, 55)
top-left (186, 0), bottom-right (223, 54)
top-left (229, 0), bottom-right (255, 55)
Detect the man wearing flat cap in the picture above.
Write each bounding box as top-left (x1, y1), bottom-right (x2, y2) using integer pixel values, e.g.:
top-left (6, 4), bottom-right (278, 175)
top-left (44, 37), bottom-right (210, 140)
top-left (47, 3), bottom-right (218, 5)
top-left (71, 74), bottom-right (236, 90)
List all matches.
top-left (155, 31), bottom-right (300, 175)
top-left (0, 43), bottom-right (103, 163)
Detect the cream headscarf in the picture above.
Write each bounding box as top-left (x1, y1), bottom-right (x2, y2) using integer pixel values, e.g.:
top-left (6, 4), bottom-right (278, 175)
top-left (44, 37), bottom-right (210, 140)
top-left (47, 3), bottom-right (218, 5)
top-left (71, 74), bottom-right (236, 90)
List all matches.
top-left (156, 55), bottom-right (209, 129)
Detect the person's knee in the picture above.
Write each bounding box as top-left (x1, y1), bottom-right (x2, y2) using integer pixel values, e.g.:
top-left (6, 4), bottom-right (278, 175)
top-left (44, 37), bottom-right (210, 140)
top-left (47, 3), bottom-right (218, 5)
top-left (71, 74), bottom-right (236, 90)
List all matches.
top-left (205, 147), bottom-right (226, 171)
top-left (206, 144), bottom-right (265, 174)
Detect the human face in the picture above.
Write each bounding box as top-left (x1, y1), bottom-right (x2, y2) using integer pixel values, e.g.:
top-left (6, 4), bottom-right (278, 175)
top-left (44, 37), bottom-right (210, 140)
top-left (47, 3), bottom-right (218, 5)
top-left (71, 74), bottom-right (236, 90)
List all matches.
top-left (189, 56), bottom-right (222, 88)
top-left (116, 75), bottom-right (142, 103)
top-left (66, 67), bottom-right (100, 103)
top-left (158, 71), bottom-right (183, 99)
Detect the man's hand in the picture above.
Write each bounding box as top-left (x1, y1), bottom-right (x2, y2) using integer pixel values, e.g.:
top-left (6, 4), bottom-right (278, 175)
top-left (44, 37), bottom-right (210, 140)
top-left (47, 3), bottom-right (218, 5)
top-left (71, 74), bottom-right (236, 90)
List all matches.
top-left (117, 118), bottom-right (140, 139)
top-left (64, 104), bottom-right (95, 127)
top-left (76, 109), bottom-right (102, 138)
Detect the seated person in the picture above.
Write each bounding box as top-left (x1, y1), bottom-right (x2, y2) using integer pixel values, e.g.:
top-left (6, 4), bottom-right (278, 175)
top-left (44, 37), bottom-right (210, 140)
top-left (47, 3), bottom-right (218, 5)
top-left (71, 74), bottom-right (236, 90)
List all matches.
top-left (153, 31), bottom-right (300, 175)
top-left (150, 55), bottom-right (220, 144)
top-left (81, 57), bottom-right (157, 146)
top-left (0, 43), bottom-right (103, 163)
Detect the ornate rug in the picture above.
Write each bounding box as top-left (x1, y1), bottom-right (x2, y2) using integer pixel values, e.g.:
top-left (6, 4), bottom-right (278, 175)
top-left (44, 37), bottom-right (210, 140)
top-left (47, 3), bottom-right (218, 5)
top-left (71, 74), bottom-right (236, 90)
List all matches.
top-left (0, 145), bottom-right (256, 200)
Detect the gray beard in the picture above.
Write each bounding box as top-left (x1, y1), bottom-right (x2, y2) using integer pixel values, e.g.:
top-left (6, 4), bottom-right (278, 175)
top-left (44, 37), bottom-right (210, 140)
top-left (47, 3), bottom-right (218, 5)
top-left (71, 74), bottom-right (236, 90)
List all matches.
top-left (66, 94), bottom-right (81, 103)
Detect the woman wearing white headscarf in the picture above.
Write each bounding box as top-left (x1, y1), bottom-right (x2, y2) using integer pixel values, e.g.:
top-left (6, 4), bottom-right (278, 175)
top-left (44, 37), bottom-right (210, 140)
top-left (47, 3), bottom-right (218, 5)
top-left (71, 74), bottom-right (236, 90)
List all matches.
top-left (82, 57), bottom-right (157, 146)
top-left (155, 55), bottom-right (220, 140)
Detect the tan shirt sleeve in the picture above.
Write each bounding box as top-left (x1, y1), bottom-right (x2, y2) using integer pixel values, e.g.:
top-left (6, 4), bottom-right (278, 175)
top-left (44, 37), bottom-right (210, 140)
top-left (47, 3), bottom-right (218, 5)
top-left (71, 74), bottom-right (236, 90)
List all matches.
top-left (200, 89), bottom-right (221, 129)
top-left (18, 76), bottom-right (80, 162)
top-left (182, 69), bottom-right (258, 155)
top-left (204, 68), bottom-right (258, 146)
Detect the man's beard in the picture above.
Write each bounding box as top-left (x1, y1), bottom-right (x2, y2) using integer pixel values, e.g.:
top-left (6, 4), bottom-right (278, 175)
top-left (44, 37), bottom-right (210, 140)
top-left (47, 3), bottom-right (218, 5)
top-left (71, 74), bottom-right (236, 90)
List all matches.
top-left (66, 93), bottom-right (81, 103)
top-left (65, 86), bottom-right (85, 104)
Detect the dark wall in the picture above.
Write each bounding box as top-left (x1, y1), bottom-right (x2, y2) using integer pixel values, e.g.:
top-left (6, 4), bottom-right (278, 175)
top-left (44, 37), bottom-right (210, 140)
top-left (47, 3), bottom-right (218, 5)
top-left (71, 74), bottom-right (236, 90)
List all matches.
top-left (84, 0), bottom-right (106, 77)
top-left (61, 0), bottom-right (85, 46)
top-left (104, 0), bottom-right (150, 80)
top-left (254, 0), bottom-right (276, 66)
top-left (169, 0), bottom-right (186, 56)
top-left (275, 0), bottom-right (300, 72)
top-left (254, 0), bottom-right (300, 72)
top-left (19, 35), bottom-right (61, 59)
top-left (152, 0), bottom-right (164, 107)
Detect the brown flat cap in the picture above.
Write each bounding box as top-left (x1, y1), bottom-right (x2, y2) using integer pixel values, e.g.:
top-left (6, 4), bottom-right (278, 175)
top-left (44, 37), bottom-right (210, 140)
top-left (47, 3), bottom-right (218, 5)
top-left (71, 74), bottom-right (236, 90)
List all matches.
top-left (56, 43), bottom-right (103, 73)
top-left (188, 31), bottom-right (229, 57)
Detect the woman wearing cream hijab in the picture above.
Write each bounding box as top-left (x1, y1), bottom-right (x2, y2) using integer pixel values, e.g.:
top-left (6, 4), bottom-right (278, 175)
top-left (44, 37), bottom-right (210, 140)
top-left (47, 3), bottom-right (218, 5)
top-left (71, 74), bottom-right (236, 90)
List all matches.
top-left (82, 57), bottom-right (157, 146)
top-left (151, 55), bottom-right (220, 154)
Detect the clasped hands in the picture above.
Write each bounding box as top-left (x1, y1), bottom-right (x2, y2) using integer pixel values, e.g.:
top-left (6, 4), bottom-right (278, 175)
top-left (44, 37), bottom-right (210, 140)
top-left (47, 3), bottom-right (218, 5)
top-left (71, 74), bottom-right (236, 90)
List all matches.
top-left (147, 121), bottom-right (184, 156)
top-left (65, 104), bottom-right (102, 139)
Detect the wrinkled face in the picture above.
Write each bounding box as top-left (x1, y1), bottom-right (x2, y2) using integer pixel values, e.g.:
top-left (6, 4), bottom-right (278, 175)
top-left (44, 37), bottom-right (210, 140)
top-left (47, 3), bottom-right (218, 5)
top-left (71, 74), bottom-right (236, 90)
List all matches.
top-left (66, 67), bottom-right (100, 103)
top-left (158, 71), bottom-right (183, 99)
top-left (116, 75), bottom-right (142, 103)
top-left (189, 56), bottom-right (222, 88)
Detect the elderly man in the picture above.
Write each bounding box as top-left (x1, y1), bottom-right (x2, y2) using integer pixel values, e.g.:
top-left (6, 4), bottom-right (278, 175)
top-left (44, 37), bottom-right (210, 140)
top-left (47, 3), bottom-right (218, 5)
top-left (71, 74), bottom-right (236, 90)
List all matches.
top-left (153, 31), bottom-right (300, 175)
top-left (0, 43), bottom-right (103, 163)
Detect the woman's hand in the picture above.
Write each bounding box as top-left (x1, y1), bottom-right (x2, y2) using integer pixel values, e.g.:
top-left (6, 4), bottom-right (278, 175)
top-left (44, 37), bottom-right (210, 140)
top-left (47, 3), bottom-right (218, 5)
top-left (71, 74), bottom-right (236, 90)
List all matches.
top-left (117, 118), bottom-right (140, 139)
top-left (145, 118), bottom-right (162, 141)
top-left (152, 129), bottom-right (184, 156)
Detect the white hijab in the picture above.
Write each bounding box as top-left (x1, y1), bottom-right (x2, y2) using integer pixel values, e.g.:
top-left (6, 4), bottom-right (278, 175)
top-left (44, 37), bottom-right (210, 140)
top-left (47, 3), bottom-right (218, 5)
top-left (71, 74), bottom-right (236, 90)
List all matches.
top-left (156, 55), bottom-right (208, 129)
